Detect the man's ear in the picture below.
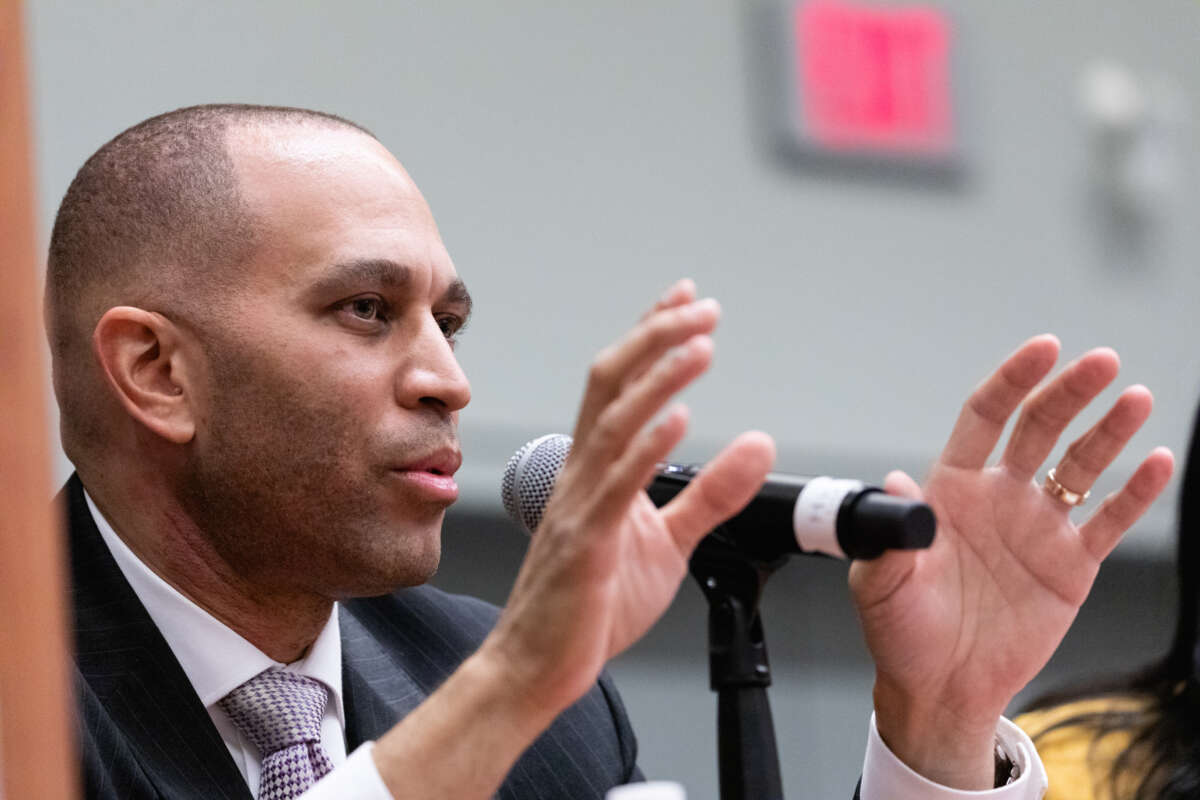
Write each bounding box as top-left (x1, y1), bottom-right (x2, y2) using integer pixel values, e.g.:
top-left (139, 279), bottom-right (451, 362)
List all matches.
top-left (93, 306), bottom-right (198, 444)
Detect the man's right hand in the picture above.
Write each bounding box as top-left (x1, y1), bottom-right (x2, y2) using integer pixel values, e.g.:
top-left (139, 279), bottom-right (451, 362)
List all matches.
top-left (483, 278), bottom-right (775, 719)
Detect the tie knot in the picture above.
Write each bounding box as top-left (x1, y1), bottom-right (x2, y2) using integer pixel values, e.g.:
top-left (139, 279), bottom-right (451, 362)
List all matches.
top-left (219, 669), bottom-right (329, 756)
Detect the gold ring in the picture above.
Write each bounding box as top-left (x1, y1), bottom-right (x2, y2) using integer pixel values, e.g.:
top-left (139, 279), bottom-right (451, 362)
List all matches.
top-left (1043, 468), bottom-right (1090, 507)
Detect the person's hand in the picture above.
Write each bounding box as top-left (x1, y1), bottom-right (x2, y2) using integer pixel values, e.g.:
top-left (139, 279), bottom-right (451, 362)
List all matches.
top-left (851, 335), bottom-right (1174, 789)
top-left (482, 279), bottom-right (776, 720)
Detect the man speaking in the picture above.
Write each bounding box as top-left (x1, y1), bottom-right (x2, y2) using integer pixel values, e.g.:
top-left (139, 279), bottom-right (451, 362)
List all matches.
top-left (46, 104), bottom-right (1174, 799)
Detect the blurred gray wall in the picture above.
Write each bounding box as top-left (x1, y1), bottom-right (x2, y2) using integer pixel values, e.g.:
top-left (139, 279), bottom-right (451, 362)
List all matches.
top-left (26, 1), bottom-right (1200, 797)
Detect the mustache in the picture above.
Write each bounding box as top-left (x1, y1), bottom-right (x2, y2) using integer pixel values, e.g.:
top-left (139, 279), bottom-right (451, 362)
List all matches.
top-left (373, 421), bottom-right (460, 468)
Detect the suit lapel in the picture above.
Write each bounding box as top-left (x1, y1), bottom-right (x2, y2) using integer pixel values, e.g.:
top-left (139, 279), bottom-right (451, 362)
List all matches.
top-left (67, 476), bottom-right (252, 800)
top-left (339, 604), bottom-right (428, 749)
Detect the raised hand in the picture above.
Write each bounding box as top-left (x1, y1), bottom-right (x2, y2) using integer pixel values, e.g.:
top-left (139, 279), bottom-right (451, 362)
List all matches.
top-left (484, 279), bottom-right (776, 717)
top-left (850, 335), bottom-right (1174, 789)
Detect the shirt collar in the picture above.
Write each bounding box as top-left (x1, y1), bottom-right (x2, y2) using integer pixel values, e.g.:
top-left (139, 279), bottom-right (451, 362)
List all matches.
top-left (84, 490), bottom-right (345, 726)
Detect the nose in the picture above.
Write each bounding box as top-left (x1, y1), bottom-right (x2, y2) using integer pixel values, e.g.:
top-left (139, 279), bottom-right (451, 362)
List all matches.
top-left (396, 316), bottom-right (472, 413)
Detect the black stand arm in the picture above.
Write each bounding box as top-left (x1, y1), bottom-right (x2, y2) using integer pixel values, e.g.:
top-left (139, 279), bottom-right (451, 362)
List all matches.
top-left (690, 532), bottom-right (789, 800)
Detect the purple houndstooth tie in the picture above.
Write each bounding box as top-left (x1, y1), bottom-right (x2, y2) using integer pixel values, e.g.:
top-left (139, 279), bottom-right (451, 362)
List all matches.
top-left (219, 668), bottom-right (335, 800)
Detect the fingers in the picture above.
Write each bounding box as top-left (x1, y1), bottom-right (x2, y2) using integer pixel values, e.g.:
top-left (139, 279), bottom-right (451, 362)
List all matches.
top-left (580, 334), bottom-right (715, 467)
top-left (941, 335), bottom-right (1060, 470)
top-left (642, 278), bottom-right (697, 320)
top-left (1045, 385), bottom-right (1154, 498)
top-left (1000, 349), bottom-right (1121, 481)
top-left (661, 431), bottom-right (776, 553)
top-left (583, 403), bottom-right (694, 531)
top-left (564, 284), bottom-right (723, 533)
top-left (573, 295), bottom-right (720, 441)
top-left (1079, 447), bottom-right (1174, 559)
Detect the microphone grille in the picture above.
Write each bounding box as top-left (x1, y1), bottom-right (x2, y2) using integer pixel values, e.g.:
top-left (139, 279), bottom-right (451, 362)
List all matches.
top-left (501, 433), bottom-right (573, 534)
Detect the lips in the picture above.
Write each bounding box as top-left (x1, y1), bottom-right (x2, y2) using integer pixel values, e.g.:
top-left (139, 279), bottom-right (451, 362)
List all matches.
top-left (389, 448), bottom-right (462, 503)
top-left (394, 448), bottom-right (462, 477)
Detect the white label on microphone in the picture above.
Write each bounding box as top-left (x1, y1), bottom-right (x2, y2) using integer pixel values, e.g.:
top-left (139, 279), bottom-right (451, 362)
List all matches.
top-left (793, 477), bottom-right (865, 559)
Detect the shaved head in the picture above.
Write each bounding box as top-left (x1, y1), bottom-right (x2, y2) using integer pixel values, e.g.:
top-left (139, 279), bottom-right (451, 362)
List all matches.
top-left (45, 104), bottom-right (374, 464)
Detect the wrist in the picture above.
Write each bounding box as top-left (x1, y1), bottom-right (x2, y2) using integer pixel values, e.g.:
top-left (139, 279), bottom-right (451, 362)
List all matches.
top-left (465, 639), bottom-right (565, 737)
top-left (477, 613), bottom-right (606, 723)
top-left (371, 648), bottom-right (561, 800)
top-left (872, 678), bottom-right (1002, 790)
top-left (475, 610), bottom-right (605, 720)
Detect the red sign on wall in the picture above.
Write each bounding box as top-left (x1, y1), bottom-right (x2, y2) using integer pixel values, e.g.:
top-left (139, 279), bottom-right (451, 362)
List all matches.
top-left (795, 0), bottom-right (953, 156)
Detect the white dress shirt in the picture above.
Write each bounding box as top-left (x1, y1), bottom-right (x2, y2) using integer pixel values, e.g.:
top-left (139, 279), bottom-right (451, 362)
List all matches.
top-left (88, 493), bottom-right (1048, 799)
top-left (860, 712), bottom-right (1048, 800)
top-left (86, 493), bottom-right (391, 799)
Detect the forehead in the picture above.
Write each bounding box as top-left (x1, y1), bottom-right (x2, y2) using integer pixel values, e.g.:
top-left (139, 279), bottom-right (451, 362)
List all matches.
top-left (228, 123), bottom-right (455, 290)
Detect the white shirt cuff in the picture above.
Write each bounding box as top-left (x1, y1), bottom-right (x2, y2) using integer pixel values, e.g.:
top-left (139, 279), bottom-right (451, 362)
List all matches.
top-left (299, 741), bottom-right (394, 800)
top-left (860, 712), bottom-right (1047, 800)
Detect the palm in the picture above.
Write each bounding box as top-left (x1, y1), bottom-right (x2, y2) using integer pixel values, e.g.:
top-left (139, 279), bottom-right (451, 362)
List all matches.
top-left (490, 282), bottom-right (774, 715)
top-left (604, 495), bottom-right (694, 655)
top-left (856, 465), bottom-right (1094, 720)
top-left (498, 434), bottom-right (772, 713)
top-left (853, 335), bottom-right (1173, 752)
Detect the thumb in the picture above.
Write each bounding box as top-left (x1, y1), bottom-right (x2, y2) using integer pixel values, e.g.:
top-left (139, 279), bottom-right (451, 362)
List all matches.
top-left (883, 469), bottom-right (923, 500)
top-left (849, 470), bottom-right (924, 608)
top-left (660, 431), bottom-right (775, 553)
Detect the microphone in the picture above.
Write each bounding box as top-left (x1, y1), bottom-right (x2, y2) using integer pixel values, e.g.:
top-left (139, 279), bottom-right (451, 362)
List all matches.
top-left (501, 434), bottom-right (936, 561)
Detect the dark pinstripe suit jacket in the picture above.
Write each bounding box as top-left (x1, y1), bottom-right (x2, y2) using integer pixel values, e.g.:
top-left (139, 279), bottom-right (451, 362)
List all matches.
top-left (65, 476), bottom-right (641, 799)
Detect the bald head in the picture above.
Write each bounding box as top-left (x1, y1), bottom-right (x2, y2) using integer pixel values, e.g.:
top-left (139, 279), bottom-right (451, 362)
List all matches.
top-left (45, 104), bottom-right (375, 463)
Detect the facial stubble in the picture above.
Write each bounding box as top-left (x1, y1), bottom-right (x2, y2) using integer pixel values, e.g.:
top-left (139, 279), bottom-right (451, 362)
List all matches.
top-left (178, 332), bottom-right (451, 599)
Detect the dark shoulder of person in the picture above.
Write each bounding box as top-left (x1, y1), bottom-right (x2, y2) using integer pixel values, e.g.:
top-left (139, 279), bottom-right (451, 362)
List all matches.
top-left (343, 586), bottom-right (642, 796)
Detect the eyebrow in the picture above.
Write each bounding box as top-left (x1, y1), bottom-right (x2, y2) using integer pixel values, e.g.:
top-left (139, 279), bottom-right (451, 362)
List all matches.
top-left (312, 258), bottom-right (413, 295)
top-left (442, 277), bottom-right (473, 320)
top-left (311, 258), bottom-right (473, 317)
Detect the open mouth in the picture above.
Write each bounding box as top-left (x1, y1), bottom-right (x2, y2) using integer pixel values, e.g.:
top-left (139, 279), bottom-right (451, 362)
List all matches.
top-left (389, 460), bottom-right (460, 503)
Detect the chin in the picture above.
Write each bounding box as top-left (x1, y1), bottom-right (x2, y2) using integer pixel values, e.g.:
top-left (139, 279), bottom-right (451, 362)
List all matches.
top-left (333, 533), bottom-right (443, 597)
top-left (333, 560), bottom-right (440, 598)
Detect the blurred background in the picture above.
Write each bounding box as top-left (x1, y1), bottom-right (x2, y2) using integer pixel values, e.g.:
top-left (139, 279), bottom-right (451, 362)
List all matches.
top-left (25, 1), bottom-right (1200, 796)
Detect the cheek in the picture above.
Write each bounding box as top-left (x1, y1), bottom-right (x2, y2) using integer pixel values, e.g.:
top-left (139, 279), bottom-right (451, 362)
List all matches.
top-left (198, 326), bottom-right (409, 482)
top-left (205, 349), bottom-right (363, 461)
top-left (295, 331), bottom-right (402, 397)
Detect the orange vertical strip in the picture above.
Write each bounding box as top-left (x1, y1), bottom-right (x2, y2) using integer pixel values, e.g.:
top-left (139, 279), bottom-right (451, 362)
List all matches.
top-left (0, 0), bottom-right (79, 798)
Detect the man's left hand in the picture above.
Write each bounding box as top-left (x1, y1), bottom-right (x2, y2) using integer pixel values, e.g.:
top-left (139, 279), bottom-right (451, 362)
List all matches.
top-left (852, 336), bottom-right (1174, 789)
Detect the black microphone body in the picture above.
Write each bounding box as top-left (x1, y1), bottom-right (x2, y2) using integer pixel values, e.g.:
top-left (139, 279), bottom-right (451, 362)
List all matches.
top-left (502, 434), bottom-right (936, 561)
top-left (647, 463), bottom-right (935, 561)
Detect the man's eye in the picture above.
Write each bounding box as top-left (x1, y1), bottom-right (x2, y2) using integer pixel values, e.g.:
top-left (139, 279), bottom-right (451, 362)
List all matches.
top-left (340, 297), bottom-right (387, 322)
top-left (436, 314), bottom-right (464, 340)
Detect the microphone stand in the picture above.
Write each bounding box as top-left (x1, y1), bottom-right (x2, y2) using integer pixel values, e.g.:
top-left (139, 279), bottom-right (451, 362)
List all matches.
top-left (689, 531), bottom-right (789, 800)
